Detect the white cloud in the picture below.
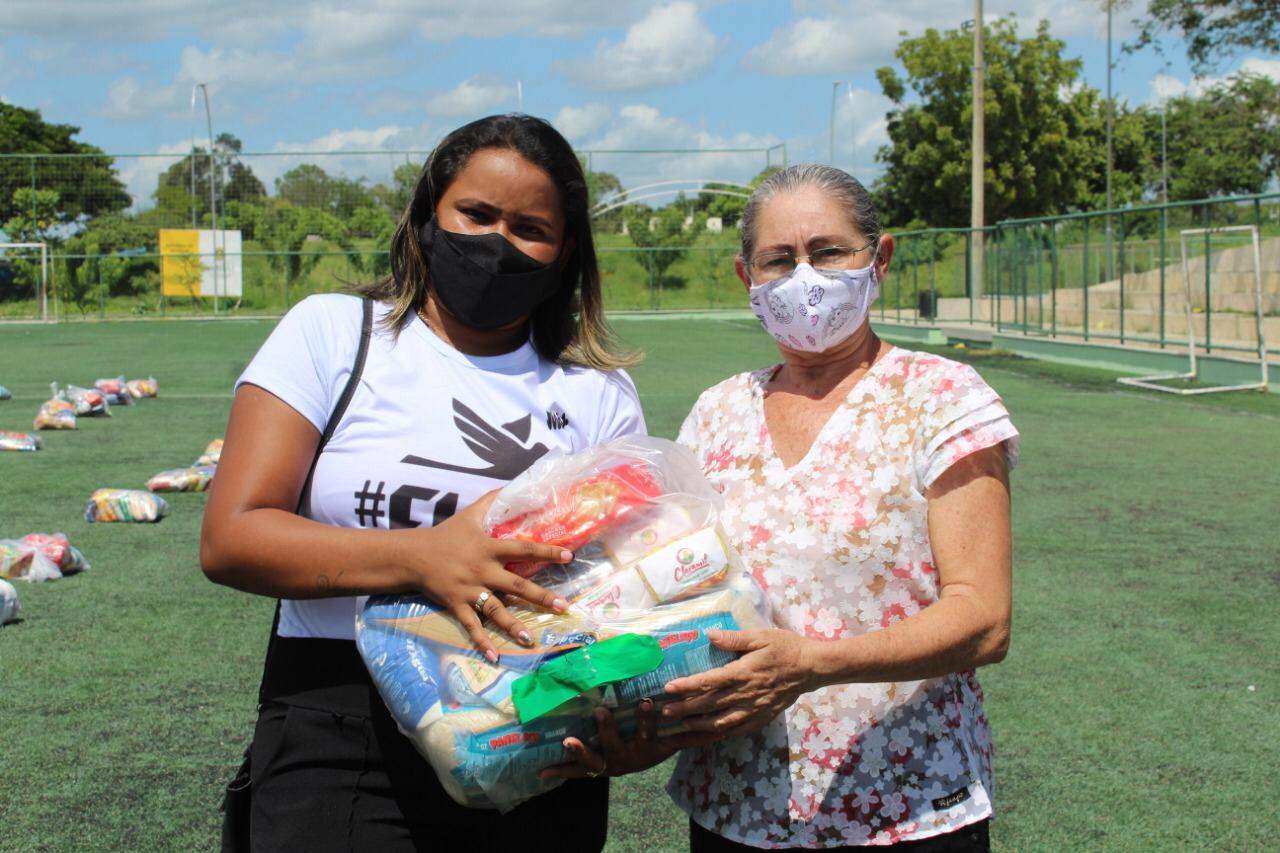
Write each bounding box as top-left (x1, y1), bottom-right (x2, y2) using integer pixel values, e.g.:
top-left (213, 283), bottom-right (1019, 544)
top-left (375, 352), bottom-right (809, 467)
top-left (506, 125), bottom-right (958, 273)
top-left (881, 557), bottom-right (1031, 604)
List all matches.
top-left (573, 103), bottom-right (782, 193)
top-left (424, 77), bottom-right (516, 117)
top-left (744, 1), bottom-right (1142, 77)
top-left (99, 77), bottom-right (187, 120)
top-left (6, 1), bottom-right (661, 43)
top-left (1238, 57), bottom-right (1280, 82)
top-left (552, 103), bottom-right (613, 141)
top-left (558, 2), bottom-right (721, 92)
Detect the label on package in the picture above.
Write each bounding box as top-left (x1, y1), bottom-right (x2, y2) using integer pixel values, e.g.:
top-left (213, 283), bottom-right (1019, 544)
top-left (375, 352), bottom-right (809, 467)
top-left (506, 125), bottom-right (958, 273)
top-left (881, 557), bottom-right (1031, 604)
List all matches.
top-left (632, 526), bottom-right (731, 603)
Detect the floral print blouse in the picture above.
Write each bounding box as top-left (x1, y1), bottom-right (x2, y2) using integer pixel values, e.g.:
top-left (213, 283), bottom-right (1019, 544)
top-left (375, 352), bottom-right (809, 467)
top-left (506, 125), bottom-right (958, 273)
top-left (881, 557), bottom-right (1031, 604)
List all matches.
top-left (668, 346), bottom-right (1020, 848)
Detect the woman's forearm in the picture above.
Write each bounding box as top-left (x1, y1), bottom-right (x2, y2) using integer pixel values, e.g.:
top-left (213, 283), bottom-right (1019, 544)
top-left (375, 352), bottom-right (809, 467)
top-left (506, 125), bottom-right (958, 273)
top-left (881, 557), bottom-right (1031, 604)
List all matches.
top-left (802, 588), bottom-right (1009, 690)
top-left (200, 507), bottom-right (421, 598)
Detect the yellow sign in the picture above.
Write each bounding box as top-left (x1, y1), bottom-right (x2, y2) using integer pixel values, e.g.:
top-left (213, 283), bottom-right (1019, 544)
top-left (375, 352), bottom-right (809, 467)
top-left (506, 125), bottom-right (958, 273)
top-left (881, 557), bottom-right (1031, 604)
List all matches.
top-left (159, 229), bottom-right (203, 297)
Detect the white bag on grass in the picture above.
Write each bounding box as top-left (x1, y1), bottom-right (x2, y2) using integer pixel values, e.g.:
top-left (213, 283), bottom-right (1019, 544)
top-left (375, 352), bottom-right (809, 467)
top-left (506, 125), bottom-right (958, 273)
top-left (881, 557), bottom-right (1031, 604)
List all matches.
top-left (0, 579), bottom-right (19, 624)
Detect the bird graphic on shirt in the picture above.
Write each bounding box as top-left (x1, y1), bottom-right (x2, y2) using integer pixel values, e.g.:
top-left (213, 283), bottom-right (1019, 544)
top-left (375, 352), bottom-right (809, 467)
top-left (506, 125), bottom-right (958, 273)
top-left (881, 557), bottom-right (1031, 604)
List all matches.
top-left (401, 399), bottom-right (549, 480)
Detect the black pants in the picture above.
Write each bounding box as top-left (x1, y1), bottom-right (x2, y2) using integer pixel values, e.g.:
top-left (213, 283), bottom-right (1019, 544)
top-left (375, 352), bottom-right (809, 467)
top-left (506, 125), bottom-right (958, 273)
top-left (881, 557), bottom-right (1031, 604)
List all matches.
top-left (229, 634), bottom-right (609, 852)
top-left (689, 817), bottom-right (990, 852)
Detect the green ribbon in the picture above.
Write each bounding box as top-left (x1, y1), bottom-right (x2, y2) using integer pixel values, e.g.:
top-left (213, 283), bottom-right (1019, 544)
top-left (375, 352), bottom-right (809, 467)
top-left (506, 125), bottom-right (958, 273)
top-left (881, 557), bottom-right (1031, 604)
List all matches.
top-left (511, 633), bottom-right (663, 723)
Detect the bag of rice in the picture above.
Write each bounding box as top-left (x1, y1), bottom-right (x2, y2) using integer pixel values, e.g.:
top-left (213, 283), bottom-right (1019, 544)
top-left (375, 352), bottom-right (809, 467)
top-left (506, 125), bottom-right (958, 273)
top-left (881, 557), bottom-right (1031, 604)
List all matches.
top-left (84, 489), bottom-right (169, 523)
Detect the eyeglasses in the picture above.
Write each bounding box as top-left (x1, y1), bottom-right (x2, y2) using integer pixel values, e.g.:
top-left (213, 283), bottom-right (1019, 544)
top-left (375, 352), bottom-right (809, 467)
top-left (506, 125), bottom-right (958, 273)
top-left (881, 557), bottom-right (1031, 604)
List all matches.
top-left (747, 242), bottom-right (875, 278)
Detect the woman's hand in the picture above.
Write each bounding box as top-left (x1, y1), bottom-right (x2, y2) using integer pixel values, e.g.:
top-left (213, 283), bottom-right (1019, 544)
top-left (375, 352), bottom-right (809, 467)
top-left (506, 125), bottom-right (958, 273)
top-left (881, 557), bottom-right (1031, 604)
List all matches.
top-left (659, 628), bottom-right (815, 738)
top-left (542, 700), bottom-right (698, 781)
top-left (408, 490), bottom-right (573, 663)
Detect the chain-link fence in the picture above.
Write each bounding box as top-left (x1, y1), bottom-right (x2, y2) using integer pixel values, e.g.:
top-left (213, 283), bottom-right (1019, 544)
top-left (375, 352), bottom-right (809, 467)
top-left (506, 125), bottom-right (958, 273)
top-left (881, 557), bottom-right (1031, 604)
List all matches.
top-left (885, 192), bottom-right (1280, 358)
top-left (0, 146), bottom-right (787, 320)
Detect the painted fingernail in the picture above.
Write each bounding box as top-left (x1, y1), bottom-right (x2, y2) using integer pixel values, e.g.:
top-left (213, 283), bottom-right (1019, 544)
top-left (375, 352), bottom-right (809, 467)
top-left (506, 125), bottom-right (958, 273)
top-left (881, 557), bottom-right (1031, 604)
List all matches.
top-left (485, 649), bottom-right (499, 664)
top-left (518, 630), bottom-right (533, 646)
top-left (552, 597), bottom-right (570, 612)
top-left (560, 549), bottom-right (573, 561)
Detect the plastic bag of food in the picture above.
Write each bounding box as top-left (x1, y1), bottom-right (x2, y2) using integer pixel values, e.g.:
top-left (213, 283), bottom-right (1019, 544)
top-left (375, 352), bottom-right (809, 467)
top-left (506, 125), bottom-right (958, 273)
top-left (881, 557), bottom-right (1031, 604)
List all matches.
top-left (0, 579), bottom-right (19, 624)
top-left (194, 438), bottom-right (223, 467)
top-left (146, 465), bottom-right (215, 493)
top-left (0, 540), bottom-right (62, 582)
top-left (84, 489), bottom-right (169, 523)
top-left (0, 385), bottom-right (11, 401)
top-left (355, 436), bottom-right (770, 812)
top-left (94, 376), bottom-right (135, 406)
top-left (20, 533), bottom-right (91, 574)
top-left (63, 384), bottom-right (111, 417)
top-left (33, 397), bottom-right (76, 430)
top-left (126, 376), bottom-right (159, 398)
top-left (0, 431), bottom-right (42, 452)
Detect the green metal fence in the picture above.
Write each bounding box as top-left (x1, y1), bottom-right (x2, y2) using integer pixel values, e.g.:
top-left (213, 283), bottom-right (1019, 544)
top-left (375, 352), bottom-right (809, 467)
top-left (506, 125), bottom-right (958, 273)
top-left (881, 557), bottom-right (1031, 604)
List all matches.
top-left (884, 193), bottom-right (1280, 357)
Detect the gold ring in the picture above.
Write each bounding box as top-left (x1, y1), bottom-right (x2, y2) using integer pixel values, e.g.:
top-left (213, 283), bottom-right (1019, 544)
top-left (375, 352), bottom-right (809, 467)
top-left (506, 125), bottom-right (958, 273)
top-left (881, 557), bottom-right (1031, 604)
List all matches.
top-left (473, 590), bottom-right (492, 615)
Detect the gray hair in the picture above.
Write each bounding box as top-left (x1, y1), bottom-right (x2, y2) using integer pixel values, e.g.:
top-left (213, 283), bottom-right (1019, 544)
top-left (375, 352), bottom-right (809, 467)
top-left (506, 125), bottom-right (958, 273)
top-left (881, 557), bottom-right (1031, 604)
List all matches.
top-left (739, 164), bottom-right (881, 262)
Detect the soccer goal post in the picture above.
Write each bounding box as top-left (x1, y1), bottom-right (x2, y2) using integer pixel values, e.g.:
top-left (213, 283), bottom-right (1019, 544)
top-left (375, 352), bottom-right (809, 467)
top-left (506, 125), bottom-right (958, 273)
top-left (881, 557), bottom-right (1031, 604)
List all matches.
top-left (0, 241), bottom-right (50, 322)
top-left (1117, 225), bottom-right (1269, 395)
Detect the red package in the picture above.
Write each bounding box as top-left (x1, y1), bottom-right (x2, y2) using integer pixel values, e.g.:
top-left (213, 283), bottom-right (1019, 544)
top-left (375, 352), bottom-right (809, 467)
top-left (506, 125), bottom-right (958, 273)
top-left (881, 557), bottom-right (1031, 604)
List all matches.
top-left (491, 461), bottom-right (662, 578)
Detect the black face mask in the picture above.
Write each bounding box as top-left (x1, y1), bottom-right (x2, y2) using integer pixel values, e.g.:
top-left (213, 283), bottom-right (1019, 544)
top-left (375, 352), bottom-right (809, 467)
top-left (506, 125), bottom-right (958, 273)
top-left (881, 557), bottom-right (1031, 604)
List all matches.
top-left (417, 216), bottom-right (565, 331)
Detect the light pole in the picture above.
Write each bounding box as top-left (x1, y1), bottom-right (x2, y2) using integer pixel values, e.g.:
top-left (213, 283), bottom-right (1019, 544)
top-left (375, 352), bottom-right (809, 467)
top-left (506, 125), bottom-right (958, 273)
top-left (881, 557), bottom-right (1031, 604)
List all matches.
top-left (970, 1), bottom-right (985, 302)
top-left (194, 83), bottom-right (220, 314)
top-left (1105, 2), bottom-right (1114, 281)
top-left (829, 80), bottom-right (847, 164)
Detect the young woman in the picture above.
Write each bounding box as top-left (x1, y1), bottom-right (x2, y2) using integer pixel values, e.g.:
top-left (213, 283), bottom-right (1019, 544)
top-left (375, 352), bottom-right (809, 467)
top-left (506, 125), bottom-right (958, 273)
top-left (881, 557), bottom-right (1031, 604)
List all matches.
top-left (201, 114), bottom-right (643, 851)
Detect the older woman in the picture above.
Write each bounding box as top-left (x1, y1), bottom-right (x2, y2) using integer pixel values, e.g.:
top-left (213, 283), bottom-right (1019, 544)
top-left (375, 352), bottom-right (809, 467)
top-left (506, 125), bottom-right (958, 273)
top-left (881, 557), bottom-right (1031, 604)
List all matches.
top-left (662, 164), bottom-right (1019, 850)
top-left (556, 164), bottom-right (1018, 850)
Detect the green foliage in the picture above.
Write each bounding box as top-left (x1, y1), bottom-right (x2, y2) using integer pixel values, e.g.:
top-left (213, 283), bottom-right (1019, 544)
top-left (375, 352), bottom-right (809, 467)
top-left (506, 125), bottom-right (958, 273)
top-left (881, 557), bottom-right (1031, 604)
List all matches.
top-left (369, 161), bottom-right (421, 217)
top-left (3, 188), bottom-right (61, 243)
top-left (588, 170), bottom-right (626, 233)
top-left (624, 204), bottom-right (691, 293)
top-left (156, 133), bottom-right (265, 224)
top-left (1155, 72), bottom-right (1280, 201)
top-left (59, 215), bottom-right (158, 314)
top-left (275, 164), bottom-right (376, 219)
top-left (874, 18), bottom-right (1134, 227)
top-left (1128, 0), bottom-right (1280, 72)
top-left (0, 103), bottom-right (131, 223)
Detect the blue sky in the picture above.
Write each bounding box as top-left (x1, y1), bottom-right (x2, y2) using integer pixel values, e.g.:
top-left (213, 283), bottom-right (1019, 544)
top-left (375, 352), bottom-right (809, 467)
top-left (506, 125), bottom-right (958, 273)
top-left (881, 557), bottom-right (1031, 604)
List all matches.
top-left (5, 1), bottom-right (1277, 208)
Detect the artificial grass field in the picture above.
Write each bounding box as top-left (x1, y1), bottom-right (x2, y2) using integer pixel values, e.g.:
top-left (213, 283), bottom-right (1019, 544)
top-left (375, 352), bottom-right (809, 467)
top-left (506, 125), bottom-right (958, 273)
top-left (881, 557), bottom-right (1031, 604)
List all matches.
top-left (1, 315), bottom-right (1277, 852)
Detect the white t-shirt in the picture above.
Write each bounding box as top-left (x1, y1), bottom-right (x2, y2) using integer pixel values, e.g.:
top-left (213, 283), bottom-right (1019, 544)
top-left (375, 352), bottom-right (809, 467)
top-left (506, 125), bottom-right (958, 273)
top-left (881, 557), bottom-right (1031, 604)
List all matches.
top-left (236, 293), bottom-right (647, 640)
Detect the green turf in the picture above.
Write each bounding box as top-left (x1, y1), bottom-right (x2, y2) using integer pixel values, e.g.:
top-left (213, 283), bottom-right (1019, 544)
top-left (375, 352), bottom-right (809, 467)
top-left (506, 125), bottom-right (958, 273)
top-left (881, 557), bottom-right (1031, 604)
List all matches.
top-left (1, 317), bottom-right (1277, 852)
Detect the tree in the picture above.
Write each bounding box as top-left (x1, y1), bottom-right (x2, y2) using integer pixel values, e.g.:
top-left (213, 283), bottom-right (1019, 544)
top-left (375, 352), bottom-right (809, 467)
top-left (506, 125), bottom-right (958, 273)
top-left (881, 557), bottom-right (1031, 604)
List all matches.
top-left (1157, 72), bottom-right (1280, 200)
top-left (1128, 0), bottom-right (1280, 72)
top-left (587, 170), bottom-right (626, 233)
top-left (873, 18), bottom-right (1148, 227)
top-left (156, 132), bottom-right (265, 224)
top-left (369, 162), bottom-right (421, 217)
top-left (60, 214), bottom-right (157, 313)
top-left (275, 164), bottom-right (375, 218)
top-left (0, 103), bottom-right (130, 224)
top-left (624, 204), bottom-right (690, 299)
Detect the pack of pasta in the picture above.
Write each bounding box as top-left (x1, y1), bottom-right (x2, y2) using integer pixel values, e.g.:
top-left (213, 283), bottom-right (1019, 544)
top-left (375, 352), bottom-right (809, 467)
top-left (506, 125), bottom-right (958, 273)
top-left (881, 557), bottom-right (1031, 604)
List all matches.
top-left (356, 436), bottom-right (770, 812)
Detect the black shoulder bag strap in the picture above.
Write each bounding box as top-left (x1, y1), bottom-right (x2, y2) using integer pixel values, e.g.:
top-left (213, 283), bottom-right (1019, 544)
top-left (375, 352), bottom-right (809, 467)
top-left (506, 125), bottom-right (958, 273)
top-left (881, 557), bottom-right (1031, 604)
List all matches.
top-left (224, 297), bottom-right (373, 852)
top-left (258, 295), bottom-right (374, 702)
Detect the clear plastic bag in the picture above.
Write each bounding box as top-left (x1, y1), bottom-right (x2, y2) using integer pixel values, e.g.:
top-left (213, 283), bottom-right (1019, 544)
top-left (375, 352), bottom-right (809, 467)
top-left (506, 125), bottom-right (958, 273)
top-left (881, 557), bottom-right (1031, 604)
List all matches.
top-left (126, 376), bottom-right (158, 399)
top-left (84, 489), bottom-right (169, 523)
top-left (33, 396), bottom-right (76, 430)
top-left (0, 579), bottom-right (19, 624)
top-left (0, 431), bottom-right (42, 452)
top-left (0, 540), bottom-right (62, 582)
top-left (356, 436), bottom-right (771, 812)
top-left (94, 376), bottom-right (135, 406)
top-left (63, 384), bottom-right (111, 417)
top-left (194, 438), bottom-right (223, 467)
top-left (20, 533), bottom-right (90, 574)
top-left (146, 465), bottom-right (216, 492)
top-left (0, 385), bottom-right (11, 401)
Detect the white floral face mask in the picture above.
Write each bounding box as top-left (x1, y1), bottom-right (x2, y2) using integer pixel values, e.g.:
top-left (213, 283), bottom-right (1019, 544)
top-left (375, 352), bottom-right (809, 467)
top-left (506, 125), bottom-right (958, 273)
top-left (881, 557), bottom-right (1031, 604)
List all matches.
top-left (748, 261), bottom-right (880, 353)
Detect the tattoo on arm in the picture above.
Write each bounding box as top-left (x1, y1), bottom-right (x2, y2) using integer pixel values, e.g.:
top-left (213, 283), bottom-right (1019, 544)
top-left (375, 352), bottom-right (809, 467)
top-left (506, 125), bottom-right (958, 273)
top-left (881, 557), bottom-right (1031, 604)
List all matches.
top-left (316, 569), bottom-right (346, 593)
